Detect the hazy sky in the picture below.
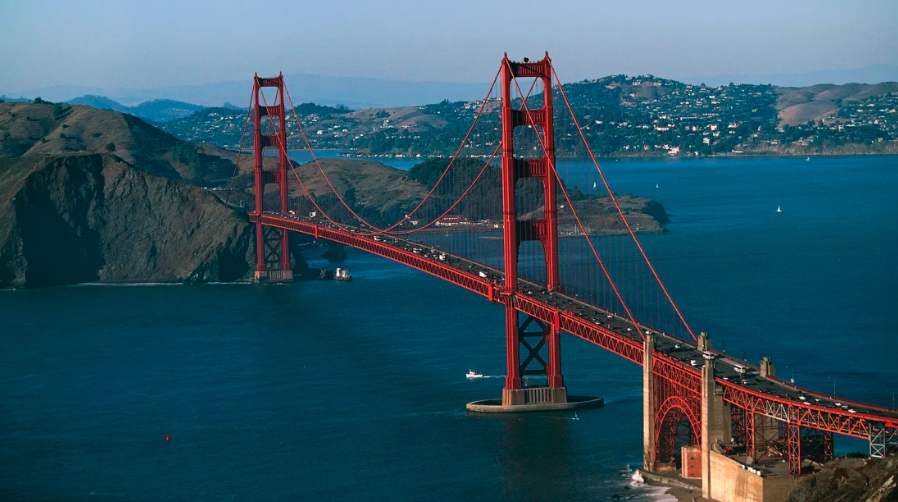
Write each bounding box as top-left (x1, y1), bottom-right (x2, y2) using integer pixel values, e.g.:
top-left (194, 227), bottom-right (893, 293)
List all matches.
top-left (2, 0), bottom-right (897, 91)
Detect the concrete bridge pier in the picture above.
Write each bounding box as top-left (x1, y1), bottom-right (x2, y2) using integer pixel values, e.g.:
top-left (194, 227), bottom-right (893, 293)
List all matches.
top-left (701, 336), bottom-right (731, 500)
top-left (253, 269), bottom-right (294, 283)
top-left (467, 311), bottom-right (604, 413)
top-left (643, 333), bottom-right (655, 471)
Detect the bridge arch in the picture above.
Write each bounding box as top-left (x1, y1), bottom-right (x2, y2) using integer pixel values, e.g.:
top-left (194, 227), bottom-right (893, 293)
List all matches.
top-left (653, 395), bottom-right (701, 465)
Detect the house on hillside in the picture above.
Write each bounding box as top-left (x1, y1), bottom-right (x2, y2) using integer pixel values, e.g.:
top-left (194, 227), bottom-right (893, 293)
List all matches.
top-left (435, 215), bottom-right (470, 227)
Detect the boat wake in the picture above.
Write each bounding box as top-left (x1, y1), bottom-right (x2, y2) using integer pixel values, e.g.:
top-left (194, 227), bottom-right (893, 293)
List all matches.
top-left (465, 371), bottom-right (503, 379)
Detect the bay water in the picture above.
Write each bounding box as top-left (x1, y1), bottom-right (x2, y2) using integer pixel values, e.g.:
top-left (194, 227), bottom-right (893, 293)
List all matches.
top-left (2, 155), bottom-right (897, 501)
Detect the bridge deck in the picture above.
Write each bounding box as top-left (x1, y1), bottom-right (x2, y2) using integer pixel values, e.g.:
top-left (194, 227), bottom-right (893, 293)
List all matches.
top-left (256, 211), bottom-right (898, 438)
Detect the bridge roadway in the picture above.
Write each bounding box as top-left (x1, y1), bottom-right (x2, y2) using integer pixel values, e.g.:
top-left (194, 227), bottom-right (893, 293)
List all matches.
top-left (255, 211), bottom-right (898, 442)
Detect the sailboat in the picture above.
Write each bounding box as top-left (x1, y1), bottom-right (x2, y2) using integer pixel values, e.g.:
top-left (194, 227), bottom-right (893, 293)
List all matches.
top-left (655, 183), bottom-right (659, 188)
top-left (776, 205), bottom-right (782, 213)
top-left (593, 181), bottom-right (597, 189)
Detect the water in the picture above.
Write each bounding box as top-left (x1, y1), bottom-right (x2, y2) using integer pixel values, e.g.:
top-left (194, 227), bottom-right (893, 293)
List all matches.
top-left (2, 155), bottom-right (897, 501)
top-left (287, 149), bottom-right (424, 170)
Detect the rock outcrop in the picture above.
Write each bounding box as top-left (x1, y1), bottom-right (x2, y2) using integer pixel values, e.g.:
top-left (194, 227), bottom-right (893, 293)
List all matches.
top-left (787, 456), bottom-right (898, 502)
top-left (0, 154), bottom-right (256, 288)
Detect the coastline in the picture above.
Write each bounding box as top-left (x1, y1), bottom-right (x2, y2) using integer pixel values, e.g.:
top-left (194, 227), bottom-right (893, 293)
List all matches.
top-left (637, 469), bottom-right (706, 502)
top-left (335, 150), bottom-right (898, 160)
top-left (281, 143), bottom-right (898, 162)
top-left (283, 147), bottom-right (898, 161)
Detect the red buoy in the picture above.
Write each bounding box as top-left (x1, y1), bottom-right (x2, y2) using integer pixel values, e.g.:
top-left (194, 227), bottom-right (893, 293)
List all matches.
top-left (165, 434), bottom-right (170, 442)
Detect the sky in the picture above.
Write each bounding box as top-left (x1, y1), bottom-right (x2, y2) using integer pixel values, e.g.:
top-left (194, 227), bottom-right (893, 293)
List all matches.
top-left (2, 0), bottom-right (897, 93)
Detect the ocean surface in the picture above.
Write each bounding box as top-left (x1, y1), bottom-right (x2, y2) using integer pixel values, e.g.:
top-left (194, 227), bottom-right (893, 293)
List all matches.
top-left (2, 155), bottom-right (897, 501)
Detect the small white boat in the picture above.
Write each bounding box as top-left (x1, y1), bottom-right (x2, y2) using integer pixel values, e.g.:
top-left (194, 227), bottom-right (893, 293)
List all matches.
top-left (806, 157), bottom-right (810, 161)
top-left (334, 268), bottom-right (352, 281)
top-left (572, 412), bottom-right (580, 421)
top-left (466, 370), bottom-right (484, 379)
top-left (655, 183), bottom-right (659, 188)
top-left (776, 205), bottom-right (782, 213)
top-left (593, 181), bottom-right (597, 189)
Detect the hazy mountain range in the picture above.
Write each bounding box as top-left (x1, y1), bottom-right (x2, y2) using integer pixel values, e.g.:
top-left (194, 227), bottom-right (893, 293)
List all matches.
top-left (2, 73), bottom-right (490, 110)
top-left (4, 64), bottom-right (897, 112)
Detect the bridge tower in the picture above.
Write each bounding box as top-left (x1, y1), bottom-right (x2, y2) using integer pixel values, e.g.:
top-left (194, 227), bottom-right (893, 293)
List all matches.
top-left (500, 54), bottom-right (566, 406)
top-left (251, 73), bottom-right (293, 283)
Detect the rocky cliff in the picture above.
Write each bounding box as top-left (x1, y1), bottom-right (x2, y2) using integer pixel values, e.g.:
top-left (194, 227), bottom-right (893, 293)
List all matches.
top-left (787, 456), bottom-right (898, 502)
top-left (0, 102), bottom-right (314, 288)
top-left (0, 154), bottom-right (258, 288)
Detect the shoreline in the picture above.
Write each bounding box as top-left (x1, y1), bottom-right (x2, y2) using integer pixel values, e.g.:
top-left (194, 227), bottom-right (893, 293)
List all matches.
top-left (281, 146), bottom-right (898, 161)
top-left (637, 469), bottom-right (706, 502)
top-left (327, 150), bottom-right (898, 161)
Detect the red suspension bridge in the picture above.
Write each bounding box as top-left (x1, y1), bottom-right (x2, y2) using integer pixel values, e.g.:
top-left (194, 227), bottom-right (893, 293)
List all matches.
top-left (229, 54), bottom-right (896, 496)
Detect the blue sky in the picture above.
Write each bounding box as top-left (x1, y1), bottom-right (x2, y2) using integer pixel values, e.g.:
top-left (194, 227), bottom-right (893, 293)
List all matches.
top-left (1, 0), bottom-right (897, 91)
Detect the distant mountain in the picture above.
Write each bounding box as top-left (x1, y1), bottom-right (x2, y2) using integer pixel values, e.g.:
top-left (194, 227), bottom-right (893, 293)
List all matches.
top-left (0, 95), bottom-right (31, 103)
top-left (66, 94), bottom-right (129, 112)
top-left (9, 65), bottom-right (898, 110)
top-left (64, 95), bottom-right (204, 122)
top-left (8, 73), bottom-right (490, 110)
top-left (686, 64), bottom-right (898, 87)
top-left (129, 99), bottom-right (205, 122)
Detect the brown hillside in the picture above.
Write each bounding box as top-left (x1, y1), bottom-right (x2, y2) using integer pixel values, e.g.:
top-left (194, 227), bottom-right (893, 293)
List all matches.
top-left (289, 158), bottom-right (430, 207)
top-left (0, 153), bottom-right (257, 288)
top-left (347, 106), bottom-right (449, 132)
top-left (775, 82), bottom-right (898, 126)
top-left (786, 456), bottom-right (898, 502)
top-left (520, 194), bottom-right (669, 235)
top-left (0, 102), bottom-right (263, 185)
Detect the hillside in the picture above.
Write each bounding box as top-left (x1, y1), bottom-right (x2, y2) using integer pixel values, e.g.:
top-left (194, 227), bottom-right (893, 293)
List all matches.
top-left (0, 103), bottom-right (293, 289)
top-left (0, 154), bottom-right (255, 288)
top-left (158, 76), bottom-right (898, 158)
top-left (290, 158), bottom-right (430, 204)
top-left (0, 101), bottom-right (261, 185)
top-left (786, 456), bottom-right (898, 502)
top-left (776, 82), bottom-right (898, 126)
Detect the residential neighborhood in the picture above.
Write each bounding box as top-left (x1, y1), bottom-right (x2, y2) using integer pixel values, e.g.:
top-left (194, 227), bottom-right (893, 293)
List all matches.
top-left (159, 76), bottom-right (898, 158)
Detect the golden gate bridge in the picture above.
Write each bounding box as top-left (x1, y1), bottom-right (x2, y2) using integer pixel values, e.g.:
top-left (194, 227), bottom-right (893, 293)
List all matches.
top-left (226, 54), bottom-right (896, 500)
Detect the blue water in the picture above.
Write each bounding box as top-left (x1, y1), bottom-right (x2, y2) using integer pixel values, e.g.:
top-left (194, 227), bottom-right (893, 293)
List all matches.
top-left (2, 156), bottom-right (897, 501)
top-left (287, 149), bottom-right (423, 170)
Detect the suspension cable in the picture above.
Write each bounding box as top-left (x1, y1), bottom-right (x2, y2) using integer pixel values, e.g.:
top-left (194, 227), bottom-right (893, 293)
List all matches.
top-left (505, 58), bottom-right (647, 342)
top-left (550, 65), bottom-right (696, 341)
top-left (258, 85), bottom-right (499, 240)
top-left (224, 87), bottom-right (255, 207)
top-left (279, 68), bottom-right (503, 235)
